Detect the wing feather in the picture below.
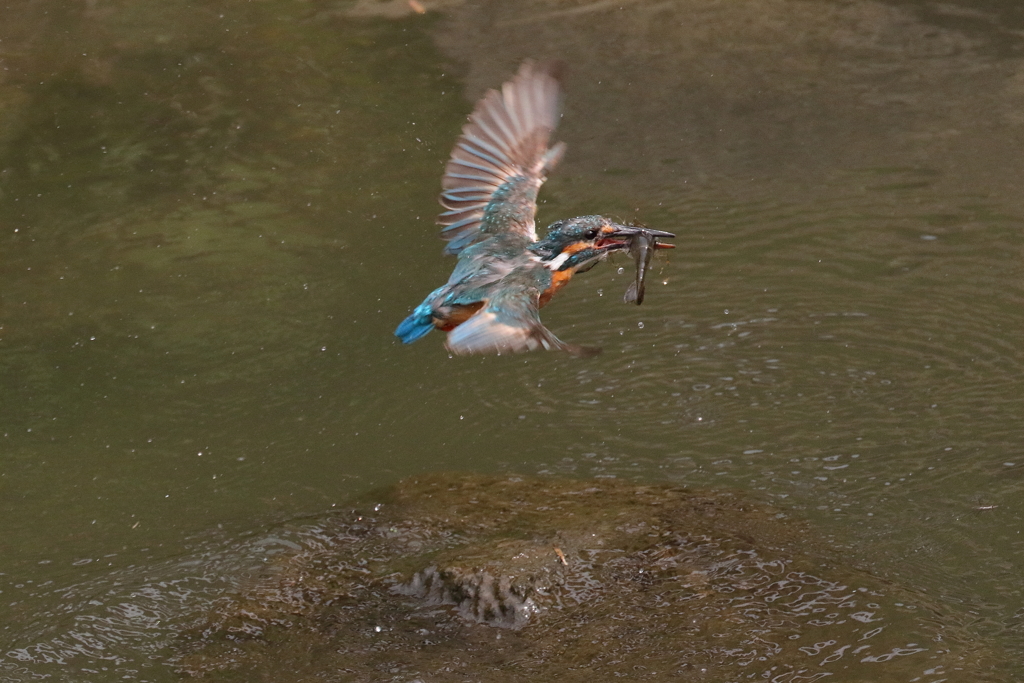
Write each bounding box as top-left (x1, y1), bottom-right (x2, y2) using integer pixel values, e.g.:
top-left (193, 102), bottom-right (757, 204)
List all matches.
top-left (458, 135), bottom-right (514, 166)
top-left (445, 285), bottom-right (599, 357)
top-left (443, 171), bottom-right (503, 186)
top-left (439, 207), bottom-right (485, 224)
top-left (445, 157), bottom-right (507, 177)
top-left (438, 60), bottom-right (566, 256)
top-left (440, 216), bottom-right (481, 234)
top-left (440, 199), bottom-right (492, 212)
top-left (454, 140), bottom-right (511, 170)
top-left (466, 116), bottom-right (508, 160)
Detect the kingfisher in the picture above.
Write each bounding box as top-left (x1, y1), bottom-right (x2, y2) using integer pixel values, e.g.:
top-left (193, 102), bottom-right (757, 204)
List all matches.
top-left (395, 60), bottom-right (674, 356)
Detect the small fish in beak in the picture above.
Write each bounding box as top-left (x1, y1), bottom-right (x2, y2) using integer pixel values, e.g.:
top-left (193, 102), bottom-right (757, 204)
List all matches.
top-left (613, 226), bottom-right (675, 305)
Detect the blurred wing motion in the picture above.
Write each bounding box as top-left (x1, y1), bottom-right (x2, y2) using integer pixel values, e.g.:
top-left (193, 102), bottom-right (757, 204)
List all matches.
top-left (439, 60), bottom-right (567, 255)
top-left (445, 285), bottom-right (598, 357)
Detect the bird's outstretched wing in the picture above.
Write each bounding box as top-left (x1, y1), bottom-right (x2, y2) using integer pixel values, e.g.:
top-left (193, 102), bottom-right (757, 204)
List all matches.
top-left (439, 60), bottom-right (567, 255)
top-left (445, 284), bottom-right (598, 357)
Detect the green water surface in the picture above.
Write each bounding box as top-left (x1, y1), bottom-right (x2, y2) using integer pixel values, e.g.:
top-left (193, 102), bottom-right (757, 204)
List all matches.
top-left (1, 0), bottom-right (1023, 680)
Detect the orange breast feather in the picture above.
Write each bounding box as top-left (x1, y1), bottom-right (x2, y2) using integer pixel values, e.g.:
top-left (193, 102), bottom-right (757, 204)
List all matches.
top-left (540, 269), bottom-right (573, 307)
top-left (539, 242), bottom-right (588, 307)
top-left (434, 302), bottom-right (485, 331)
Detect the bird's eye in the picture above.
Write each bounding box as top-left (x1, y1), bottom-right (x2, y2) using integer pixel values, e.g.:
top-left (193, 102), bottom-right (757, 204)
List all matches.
top-left (584, 229), bottom-right (599, 240)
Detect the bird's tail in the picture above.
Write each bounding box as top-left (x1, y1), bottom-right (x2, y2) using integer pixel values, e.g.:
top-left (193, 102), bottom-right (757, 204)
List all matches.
top-left (395, 303), bottom-right (435, 344)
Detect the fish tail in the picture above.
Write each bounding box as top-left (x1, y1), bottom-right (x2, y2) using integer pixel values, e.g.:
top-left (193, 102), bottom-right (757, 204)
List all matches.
top-left (623, 282), bottom-right (639, 304)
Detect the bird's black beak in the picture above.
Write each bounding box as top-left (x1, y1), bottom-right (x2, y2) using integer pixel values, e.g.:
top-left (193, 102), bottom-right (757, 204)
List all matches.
top-left (609, 224), bottom-right (676, 239)
top-left (601, 224), bottom-right (676, 250)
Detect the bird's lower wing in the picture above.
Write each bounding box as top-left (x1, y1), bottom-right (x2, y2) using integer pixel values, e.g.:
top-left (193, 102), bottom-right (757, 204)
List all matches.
top-left (439, 60), bottom-right (566, 255)
top-left (445, 287), bottom-right (598, 357)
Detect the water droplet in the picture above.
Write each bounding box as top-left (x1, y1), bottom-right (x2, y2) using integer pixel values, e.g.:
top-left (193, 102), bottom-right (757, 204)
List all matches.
top-left (617, 267), bottom-right (625, 275)
top-left (637, 321), bottom-right (644, 329)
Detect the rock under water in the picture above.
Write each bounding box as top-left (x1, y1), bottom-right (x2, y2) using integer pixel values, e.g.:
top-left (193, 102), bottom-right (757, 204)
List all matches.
top-left (176, 473), bottom-right (997, 681)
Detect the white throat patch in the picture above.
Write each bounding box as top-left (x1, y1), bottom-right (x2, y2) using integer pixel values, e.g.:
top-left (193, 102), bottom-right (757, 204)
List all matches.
top-left (545, 252), bottom-right (570, 271)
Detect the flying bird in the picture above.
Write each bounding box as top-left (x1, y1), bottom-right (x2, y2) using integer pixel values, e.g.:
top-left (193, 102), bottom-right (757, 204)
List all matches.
top-left (395, 61), bottom-right (674, 356)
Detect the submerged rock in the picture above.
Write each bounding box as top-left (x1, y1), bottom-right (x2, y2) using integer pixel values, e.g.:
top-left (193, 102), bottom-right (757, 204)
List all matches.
top-left (176, 473), bottom-right (997, 681)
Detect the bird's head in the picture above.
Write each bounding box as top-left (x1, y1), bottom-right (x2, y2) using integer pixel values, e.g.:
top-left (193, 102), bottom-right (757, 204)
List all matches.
top-left (530, 215), bottom-right (674, 272)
